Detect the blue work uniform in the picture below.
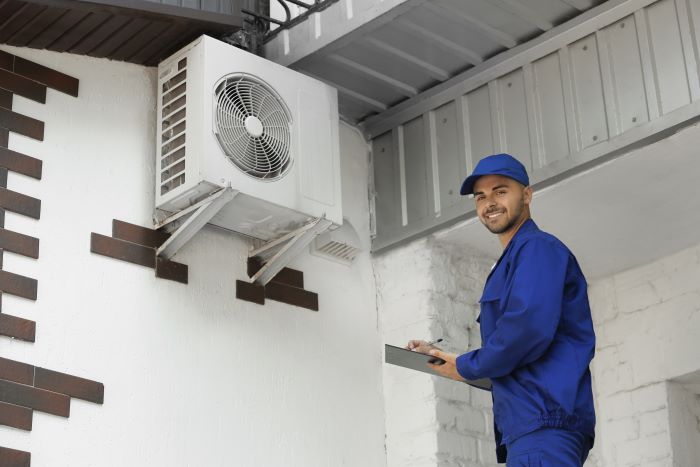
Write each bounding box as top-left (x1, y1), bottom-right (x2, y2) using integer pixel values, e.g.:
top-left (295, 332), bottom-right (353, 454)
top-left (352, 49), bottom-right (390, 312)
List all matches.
top-left (455, 219), bottom-right (596, 464)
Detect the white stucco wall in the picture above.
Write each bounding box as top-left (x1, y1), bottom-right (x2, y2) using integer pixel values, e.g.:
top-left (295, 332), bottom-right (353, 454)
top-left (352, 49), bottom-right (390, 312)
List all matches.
top-left (587, 242), bottom-right (700, 466)
top-left (0, 45), bottom-right (386, 467)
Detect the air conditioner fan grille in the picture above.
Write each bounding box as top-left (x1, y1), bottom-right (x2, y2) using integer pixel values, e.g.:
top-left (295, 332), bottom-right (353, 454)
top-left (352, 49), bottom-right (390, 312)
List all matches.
top-left (214, 74), bottom-right (292, 180)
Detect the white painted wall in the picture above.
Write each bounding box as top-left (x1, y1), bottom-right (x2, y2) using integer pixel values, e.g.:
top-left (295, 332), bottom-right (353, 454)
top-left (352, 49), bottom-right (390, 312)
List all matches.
top-left (0, 45), bottom-right (386, 467)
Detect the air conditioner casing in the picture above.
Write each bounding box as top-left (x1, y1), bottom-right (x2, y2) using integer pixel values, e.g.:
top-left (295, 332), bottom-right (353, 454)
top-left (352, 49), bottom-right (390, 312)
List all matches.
top-left (155, 35), bottom-right (342, 241)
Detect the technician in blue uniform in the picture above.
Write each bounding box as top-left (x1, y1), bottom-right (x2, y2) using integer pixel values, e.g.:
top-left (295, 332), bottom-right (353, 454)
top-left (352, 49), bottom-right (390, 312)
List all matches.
top-left (408, 154), bottom-right (596, 466)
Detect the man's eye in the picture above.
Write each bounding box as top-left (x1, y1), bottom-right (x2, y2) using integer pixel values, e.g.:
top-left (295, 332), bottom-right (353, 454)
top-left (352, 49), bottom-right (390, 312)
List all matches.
top-left (497, 191), bottom-right (506, 196)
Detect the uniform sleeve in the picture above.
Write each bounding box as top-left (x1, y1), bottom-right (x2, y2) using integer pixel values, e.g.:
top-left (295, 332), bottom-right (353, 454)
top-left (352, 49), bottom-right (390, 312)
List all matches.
top-left (456, 238), bottom-right (568, 380)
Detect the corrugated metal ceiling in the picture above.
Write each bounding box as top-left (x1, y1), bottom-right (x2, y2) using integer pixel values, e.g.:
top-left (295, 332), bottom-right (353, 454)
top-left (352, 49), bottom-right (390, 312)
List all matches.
top-left (285, 0), bottom-right (607, 124)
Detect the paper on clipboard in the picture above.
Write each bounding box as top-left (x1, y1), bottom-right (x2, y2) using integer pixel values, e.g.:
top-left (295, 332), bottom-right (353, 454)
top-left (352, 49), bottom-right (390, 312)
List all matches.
top-left (385, 344), bottom-right (492, 391)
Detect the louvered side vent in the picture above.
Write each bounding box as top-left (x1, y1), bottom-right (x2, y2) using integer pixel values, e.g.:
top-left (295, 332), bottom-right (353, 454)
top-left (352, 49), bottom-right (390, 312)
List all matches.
top-left (316, 240), bottom-right (359, 264)
top-left (160, 57), bottom-right (188, 196)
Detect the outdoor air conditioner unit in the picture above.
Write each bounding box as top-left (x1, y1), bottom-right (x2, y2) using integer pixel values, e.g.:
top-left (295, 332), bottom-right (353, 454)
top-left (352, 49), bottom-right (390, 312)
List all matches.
top-left (155, 35), bottom-right (342, 242)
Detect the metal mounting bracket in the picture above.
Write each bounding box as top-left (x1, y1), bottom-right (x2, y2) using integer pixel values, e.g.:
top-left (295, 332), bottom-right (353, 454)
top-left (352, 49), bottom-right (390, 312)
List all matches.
top-left (156, 187), bottom-right (238, 260)
top-left (249, 216), bottom-right (333, 285)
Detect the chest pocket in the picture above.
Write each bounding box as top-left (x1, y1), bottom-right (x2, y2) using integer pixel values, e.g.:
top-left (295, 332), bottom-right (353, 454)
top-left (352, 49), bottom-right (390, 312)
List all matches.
top-left (478, 278), bottom-right (505, 341)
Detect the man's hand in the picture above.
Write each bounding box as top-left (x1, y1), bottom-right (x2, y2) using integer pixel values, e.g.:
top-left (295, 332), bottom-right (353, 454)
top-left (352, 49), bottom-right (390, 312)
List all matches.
top-left (406, 339), bottom-right (440, 354)
top-left (427, 349), bottom-right (466, 382)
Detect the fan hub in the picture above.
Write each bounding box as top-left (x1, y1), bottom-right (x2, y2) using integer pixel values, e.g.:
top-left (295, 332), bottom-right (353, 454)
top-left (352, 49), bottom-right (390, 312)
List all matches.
top-left (244, 115), bottom-right (264, 138)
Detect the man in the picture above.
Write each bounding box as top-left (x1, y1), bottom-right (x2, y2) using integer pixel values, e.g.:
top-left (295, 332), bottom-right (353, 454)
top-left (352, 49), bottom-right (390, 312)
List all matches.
top-left (408, 154), bottom-right (596, 466)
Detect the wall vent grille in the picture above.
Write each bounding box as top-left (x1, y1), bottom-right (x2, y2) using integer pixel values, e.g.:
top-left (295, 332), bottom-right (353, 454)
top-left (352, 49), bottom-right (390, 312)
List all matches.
top-left (160, 57), bottom-right (188, 196)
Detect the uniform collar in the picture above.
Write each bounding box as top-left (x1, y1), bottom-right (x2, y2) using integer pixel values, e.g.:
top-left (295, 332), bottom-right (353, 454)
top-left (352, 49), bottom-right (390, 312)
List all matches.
top-left (485, 218), bottom-right (539, 283)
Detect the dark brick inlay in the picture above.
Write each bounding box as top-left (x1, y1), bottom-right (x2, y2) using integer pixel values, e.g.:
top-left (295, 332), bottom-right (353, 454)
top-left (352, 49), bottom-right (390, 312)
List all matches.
top-left (112, 219), bottom-right (169, 249)
top-left (0, 357), bottom-right (33, 386)
top-left (90, 232), bottom-right (155, 268)
top-left (0, 400), bottom-right (32, 431)
top-left (0, 107), bottom-right (44, 141)
top-left (0, 445), bottom-right (31, 467)
top-left (93, 222), bottom-right (189, 283)
top-left (0, 227), bottom-right (40, 258)
top-left (0, 88), bottom-right (12, 109)
top-left (0, 379), bottom-right (70, 417)
top-left (235, 280), bottom-right (265, 305)
top-left (34, 368), bottom-right (104, 404)
top-left (0, 313), bottom-right (36, 342)
top-left (0, 269), bottom-right (38, 300)
top-left (0, 68), bottom-right (46, 104)
top-left (265, 281), bottom-right (319, 311)
top-left (0, 187), bottom-right (41, 219)
top-left (0, 147), bottom-right (43, 179)
top-left (155, 256), bottom-right (188, 284)
top-left (0, 51), bottom-right (80, 97)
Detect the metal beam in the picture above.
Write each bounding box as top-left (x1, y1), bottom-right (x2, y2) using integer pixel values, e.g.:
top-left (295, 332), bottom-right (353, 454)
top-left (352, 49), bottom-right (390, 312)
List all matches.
top-left (302, 70), bottom-right (388, 111)
top-left (559, 0), bottom-right (593, 12)
top-left (424, 1), bottom-right (518, 49)
top-left (326, 54), bottom-right (418, 97)
top-left (492, 0), bottom-right (554, 32)
top-left (364, 37), bottom-right (450, 81)
top-left (250, 217), bottom-right (332, 285)
top-left (393, 18), bottom-right (484, 66)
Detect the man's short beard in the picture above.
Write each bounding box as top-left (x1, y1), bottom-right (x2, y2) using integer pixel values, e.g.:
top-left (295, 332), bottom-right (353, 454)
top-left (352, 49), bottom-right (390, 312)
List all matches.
top-left (484, 198), bottom-right (525, 234)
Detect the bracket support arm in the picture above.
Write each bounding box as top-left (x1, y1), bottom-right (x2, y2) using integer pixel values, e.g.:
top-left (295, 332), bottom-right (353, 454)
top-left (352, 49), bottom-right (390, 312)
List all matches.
top-left (156, 187), bottom-right (238, 260)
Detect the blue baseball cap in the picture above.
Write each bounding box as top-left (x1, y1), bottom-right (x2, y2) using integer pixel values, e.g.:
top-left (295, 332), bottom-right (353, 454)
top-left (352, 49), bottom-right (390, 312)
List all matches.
top-left (459, 153), bottom-right (529, 196)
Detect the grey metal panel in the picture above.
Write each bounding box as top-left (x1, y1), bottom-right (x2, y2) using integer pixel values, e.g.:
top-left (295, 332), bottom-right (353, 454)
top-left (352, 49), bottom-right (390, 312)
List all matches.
top-left (600, 15), bottom-right (649, 133)
top-left (532, 52), bottom-right (570, 166)
top-left (303, 58), bottom-right (404, 105)
top-left (646, 0), bottom-right (691, 114)
top-left (568, 33), bottom-right (609, 149)
top-left (370, 24), bottom-right (476, 76)
top-left (372, 131), bottom-right (401, 236)
top-left (435, 0), bottom-right (536, 43)
top-left (405, 4), bottom-right (504, 60)
top-left (496, 68), bottom-right (533, 171)
top-left (402, 115), bottom-right (430, 223)
top-left (334, 42), bottom-right (434, 89)
top-left (336, 41), bottom-right (438, 91)
top-left (466, 85), bottom-right (495, 161)
top-left (433, 101), bottom-right (463, 212)
top-left (519, 0), bottom-right (581, 24)
top-left (369, 0), bottom-right (700, 253)
top-left (687, 0), bottom-right (700, 77)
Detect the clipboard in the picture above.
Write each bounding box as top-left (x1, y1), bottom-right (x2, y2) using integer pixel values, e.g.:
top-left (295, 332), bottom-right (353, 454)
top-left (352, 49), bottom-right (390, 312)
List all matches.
top-left (385, 344), bottom-right (492, 391)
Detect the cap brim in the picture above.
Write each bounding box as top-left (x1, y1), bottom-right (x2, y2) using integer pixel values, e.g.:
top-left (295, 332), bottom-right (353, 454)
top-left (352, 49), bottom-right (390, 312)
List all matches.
top-left (459, 175), bottom-right (479, 196)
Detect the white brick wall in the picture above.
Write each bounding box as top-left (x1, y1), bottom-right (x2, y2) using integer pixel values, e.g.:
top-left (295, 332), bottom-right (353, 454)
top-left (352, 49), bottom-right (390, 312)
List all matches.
top-left (375, 237), bottom-right (496, 466)
top-left (588, 241), bottom-right (700, 466)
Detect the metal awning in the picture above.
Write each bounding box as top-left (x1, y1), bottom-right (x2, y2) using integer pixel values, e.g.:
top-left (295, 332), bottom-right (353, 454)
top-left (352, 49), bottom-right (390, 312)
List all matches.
top-left (264, 0), bottom-right (607, 124)
top-left (0, 0), bottom-right (244, 65)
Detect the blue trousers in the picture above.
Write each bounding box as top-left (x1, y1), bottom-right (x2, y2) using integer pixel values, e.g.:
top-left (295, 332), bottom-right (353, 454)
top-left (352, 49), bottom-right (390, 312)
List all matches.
top-left (505, 428), bottom-right (592, 467)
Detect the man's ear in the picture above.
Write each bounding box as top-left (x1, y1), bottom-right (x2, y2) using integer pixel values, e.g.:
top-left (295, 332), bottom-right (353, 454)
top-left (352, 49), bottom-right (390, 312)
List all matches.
top-left (523, 186), bottom-right (533, 205)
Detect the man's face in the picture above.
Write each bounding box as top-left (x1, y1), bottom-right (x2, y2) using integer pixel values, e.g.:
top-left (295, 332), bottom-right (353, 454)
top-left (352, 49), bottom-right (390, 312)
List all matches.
top-left (473, 175), bottom-right (532, 235)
